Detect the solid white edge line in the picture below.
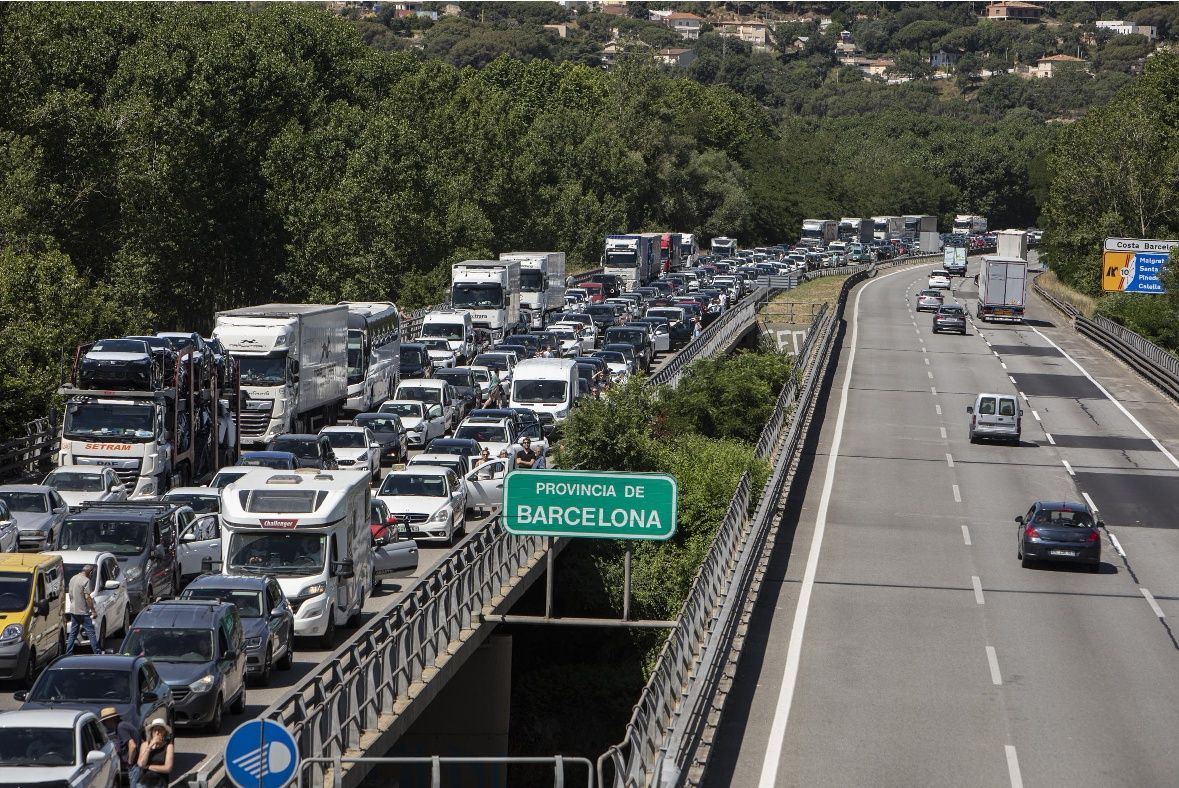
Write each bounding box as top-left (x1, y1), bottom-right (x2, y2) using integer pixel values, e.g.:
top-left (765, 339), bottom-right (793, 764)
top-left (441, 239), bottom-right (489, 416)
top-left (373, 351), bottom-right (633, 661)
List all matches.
top-left (1142, 588), bottom-right (1166, 619)
top-left (1046, 432), bottom-right (1055, 445)
top-left (1030, 325), bottom-right (1179, 471)
top-left (1006, 745), bottom-right (1024, 788)
top-left (1020, 391), bottom-right (1029, 403)
top-left (1001, 362), bottom-right (1008, 369)
top-left (953, 484), bottom-right (962, 503)
top-left (1062, 459), bottom-right (1075, 476)
top-left (1081, 491), bottom-right (1098, 512)
top-left (1008, 375), bottom-right (1016, 384)
top-left (946, 453), bottom-right (954, 468)
top-left (985, 645), bottom-right (1002, 686)
top-left (961, 524), bottom-right (972, 545)
top-left (972, 575), bottom-right (985, 605)
top-left (1109, 532), bottom-right (1126, 557)
top-left (757, 264), bottom-right (923, 788)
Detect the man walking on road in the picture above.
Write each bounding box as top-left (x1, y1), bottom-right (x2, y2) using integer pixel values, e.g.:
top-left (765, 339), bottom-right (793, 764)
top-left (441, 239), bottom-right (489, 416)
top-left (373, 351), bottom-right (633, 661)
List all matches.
top-left (64, 564), bottom-right (99, 655)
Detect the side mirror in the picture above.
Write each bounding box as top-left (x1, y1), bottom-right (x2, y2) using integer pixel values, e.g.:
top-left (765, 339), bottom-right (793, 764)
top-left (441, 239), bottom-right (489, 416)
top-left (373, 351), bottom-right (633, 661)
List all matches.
top-left (86, 750), bottom-right (108, 766)
top-left (223, 650), bottom-right (238, 662)
top-left (13, 690), bottom-right (28, 702)
top-left (966, 406), bottom-right (974, 414)
top-left (105, 580), bottom-right (121, 590)
top-left (33, 600), bottom-right (48, 617)
top-left (1014, 515), bottom-right (1024, 524)
top-left (334, 559), bottom-right (355, 579)
top-left (152, 545), bottom-right (165, 560)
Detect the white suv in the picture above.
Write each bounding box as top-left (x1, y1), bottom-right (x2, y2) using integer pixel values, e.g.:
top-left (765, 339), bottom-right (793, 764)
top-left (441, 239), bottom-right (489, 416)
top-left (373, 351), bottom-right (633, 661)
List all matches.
top-left (928, 270), bottom-right (951, 289)
top-left (375, 467), bottom-right (467, 545)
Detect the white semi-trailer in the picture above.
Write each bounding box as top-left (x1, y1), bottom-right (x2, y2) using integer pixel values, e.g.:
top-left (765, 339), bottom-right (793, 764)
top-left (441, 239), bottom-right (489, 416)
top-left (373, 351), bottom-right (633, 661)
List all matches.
top-left (500, 252), bottom-right (565, 330)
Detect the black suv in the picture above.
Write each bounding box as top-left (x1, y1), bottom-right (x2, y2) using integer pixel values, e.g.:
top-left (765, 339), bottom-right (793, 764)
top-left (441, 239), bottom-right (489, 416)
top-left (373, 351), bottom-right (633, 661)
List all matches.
top-left (120, 599), bottom-right (247, 732)
top-left (267, 433), bottom-right (338, 470)
top-left (181, 575), bottom-right (294, 686)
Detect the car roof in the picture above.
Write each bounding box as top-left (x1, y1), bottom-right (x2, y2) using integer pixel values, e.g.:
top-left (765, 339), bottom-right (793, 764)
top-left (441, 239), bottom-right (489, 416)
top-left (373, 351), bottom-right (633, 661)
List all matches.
top-left (0, 553), bottom-right (62, 571)
top-left (242, 450), bottom-right (297, 459)
top-left (185, 574), bottom-right (269, 591)
top-left (1034, 501), bottom-right (1091, 512)
top-left (320, 425), bottom-right (366, 433)
top-left (0, 484), bottom-right (51, 494)
top-left (132, 599), bottom-right (231, 628)
top-left (0, 708), bottom-right (92, 727)
top-left (387, 465), bottom-right (449, 476)
top-left (271, 434), bottom-right (319, 442)
top-left (164, 487), bottom-right (218, 497)
top-left (47, 654), bottom-right (143, 670)
top-left (47, 550), bottom-right (111, 565)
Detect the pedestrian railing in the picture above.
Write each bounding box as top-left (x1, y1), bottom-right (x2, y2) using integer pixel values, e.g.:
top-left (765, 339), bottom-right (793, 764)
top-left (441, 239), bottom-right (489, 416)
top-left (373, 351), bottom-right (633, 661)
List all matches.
top-left (0, 416), bottom-right (59, 483)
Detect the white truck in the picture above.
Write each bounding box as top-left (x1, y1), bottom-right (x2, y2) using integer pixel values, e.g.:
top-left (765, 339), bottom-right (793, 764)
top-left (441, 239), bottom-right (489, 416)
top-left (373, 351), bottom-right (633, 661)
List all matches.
top-left (213, 304), bottom-right (348, 447)
top-left (678, 233), bottom-right (699, 267)
top-left (871, 216), bottom-right (903, 240)
top-left (977, 256), bottom-right (1027, 323)
top-left (953, 215), bottom-right (988, 235)
top-left (943, 244), bottom-right (968, 276)
top-left (501, 251), bottom-right (566, 330)
top-left (903, 214), bottom-right (938, 240)
top-left (450, 259), bottom-right (522, 341)
top-left (838, 218), bottom-right (873, 244)
top-left (710, 236), bottom-right (737, 257)
top-left (800, 219), bottom-right (838, 248)
top-left (996, 229), bottom-right (1029, 260)
top-left (603, 234), bottom-right (656, 290)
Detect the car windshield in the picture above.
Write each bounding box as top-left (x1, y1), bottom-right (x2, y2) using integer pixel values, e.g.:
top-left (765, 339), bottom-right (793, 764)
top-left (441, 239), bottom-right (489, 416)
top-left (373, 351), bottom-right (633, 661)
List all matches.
top-left (0, 573), bottom-right (32, 613)
top-left (594, 351), bottom-right (625, 363)
top-left (420, 338), bottom-right (452, 352)
top-left (420, 323), bottom-right (465, 341)
top-left (400, 347), bottom-right (428, 366)
top-left (455, 425), bottom-right (507, 443)
top-left (123, 627), bottom-right (214, 663)
top-left (269, 439), bottom-right (319, 459)
top-left (608, 330), bottom-right (643, 344)
top-left (323, 431), bottom-right (367, 449)
top-left (940, 306), bottom-right (965, 315)
top-left (1033, 509), bottom-right (1095, 527)
top-left (379, 474), bottom-right (447, 497)
top-left (226, 532), bottom-right (326, 576)
top-left (471, 369), bottom-right (490, 383)
top-left (59, 519), bottom-right (147, 556)
top-left (0, 488), bottom-right (49, 514)
top-left (238, 355), bottom-right (287, 386)
top-left (397, 387), bottom-right (441, 405)
top-left (409, 457), bottom-right (463, 475)
top-left (356, 416), bottom-right (401, 434)
top-left (92, 339), bottom-right (148, 354)
top-left (0, 727), bottom-right (76, 766)
top-left (920, 290), bottom-right (943, 297)
top-left (30, 667), bottom-right (131, 703)
top-left (239, 454), bottom-right (293, 469)
top-left (513, 379), bottom-right (568, 404)
top-left (44, 471), bottom-right (106, 492)
top-left (381, 402), bottom-right (423, 419)
top-left (184, 588), bottom-right (263, 617)
top-left (587, 306), bottom-right (614, 316)
top-left (63, 401), bottom-right (155, 441)
top-left (212, 471), bottom-right (248, 489)
top-left (475, 356), bottom-right (508, 371)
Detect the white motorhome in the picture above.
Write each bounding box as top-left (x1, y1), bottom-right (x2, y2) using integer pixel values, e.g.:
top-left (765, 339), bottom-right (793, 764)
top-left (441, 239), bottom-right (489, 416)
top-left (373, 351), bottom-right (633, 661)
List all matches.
top-left (418, 310), bottom-right (475, 364)
top-left (339, 301), bottom-right (401, 413)
top-left (679, 233), bottom-right (699, 268)
top-left (510, 357), bottom-right (579, 423)
top-left (219, 469), bottom-right (372, 645)
top-left (213, 304), bottom-right (348, 447)
top-left (450, 260), bottom-right (522, 341)
top-left (500, 252), bottom-right (566, 329)
top-left (710, 237), bottom-right (737, 256)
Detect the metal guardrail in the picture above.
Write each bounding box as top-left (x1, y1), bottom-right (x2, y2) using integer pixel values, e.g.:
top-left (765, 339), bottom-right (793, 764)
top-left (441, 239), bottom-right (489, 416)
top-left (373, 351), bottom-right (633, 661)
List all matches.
top-left (647, 286), bottom-right (768, 388)
top-left (0, 416), bottom-right (59, 483)
top-left (298, 755), bottom-right (594, 788)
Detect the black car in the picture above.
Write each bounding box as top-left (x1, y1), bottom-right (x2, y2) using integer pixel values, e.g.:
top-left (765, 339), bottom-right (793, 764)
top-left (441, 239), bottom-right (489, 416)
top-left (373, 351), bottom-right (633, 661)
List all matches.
top-left (267, 434), bottom-right (338, 470)
top-left (124, 335), bottom-right (187, 392)
top-left (352, 412), bottom-right (409, 464)
top-left (1016, 501), bottom-right (1102, 572)
top-left (156, 331), bottom-right (214, 386)
top-left (932, 304), bottom-right (968, 334)
top-left (433, 367), bottom-right (481, 416)
top-left (589, 273), bottom-right (623, 299)
top-left (120, 599), bottom-right (247, 731)
top-left (494, 343), bottom-right (531, 361)
top-left (399, 343), bottom-right (434, 380)
top-left (423, 437), bottom-right (483, 458)
top-left (181, 575), bottom-right (294, 686)
top-left (16, 654), bottom-right (173, 735)
top-left (585, 304), bottom-right (618, 329)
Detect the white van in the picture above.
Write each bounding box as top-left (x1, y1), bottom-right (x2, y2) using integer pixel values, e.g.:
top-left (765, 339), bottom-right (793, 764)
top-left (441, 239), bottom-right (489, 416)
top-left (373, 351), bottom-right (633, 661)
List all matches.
top-left (967, 392), bottom-right (1022, 444)
top-left (510, 358), bottom-right (578, 422)
top-left (419, 310), bottom-right (475, 364)
top-left (394, 379), bottom-right (456, 432)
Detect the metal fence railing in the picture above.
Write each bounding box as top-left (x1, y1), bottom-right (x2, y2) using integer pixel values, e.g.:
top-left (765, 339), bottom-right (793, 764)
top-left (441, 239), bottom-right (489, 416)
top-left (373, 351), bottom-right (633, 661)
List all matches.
top-left (0, 416), bottom-right (59, 484)
top-left (647, 286), bottom-right (768, 388)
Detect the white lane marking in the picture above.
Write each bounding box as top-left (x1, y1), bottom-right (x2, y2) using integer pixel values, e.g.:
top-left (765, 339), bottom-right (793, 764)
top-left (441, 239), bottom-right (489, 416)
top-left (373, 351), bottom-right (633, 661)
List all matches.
top-left (924, 357), bottom-right (930, 365)
top-left (986, 646), bottom-right (1002, 685)
top-left (931, 386), bottom-right (938, 395)
top-left (1008, 375), bottom-right (1016, 384)
top-left (1032, 410), bottom-right (1040, 421)
top-left (919, 337), bottom-right (925, 344)
top-left (1006, 745), bottom-right (1024, 788)
top-left (1020, 391), bottom-right (1029, 403)
top-left (1081, 491), bottom-right (1098, 512)
top-left (961, 525), bottom-right (972, 545)
top-left (940, 426), bottom-right (947, 439)
top-left (915, 327), bottom-right (921, 335)
top-left (993, 350), bottom-right (1000, 357)
top-left (1001, 362), bottom-right (1008, 370)
top-left (1109, 532), bottom-right (1126, 557)
top-left (935, 404), bottom-right (942, 415)
top-left (972, 575), bottom-right (984, 604)
top-left (757, 264), bottom-right (920, 788)
top-left (921, 347), bottom-right (927, 354)
top-left (1045, 432), bottom-right (1055, 445)
top-left (1031, 326), bottom-right (1179, 470)
top-left (1142, 588), bottom-right (1166, 619)
top-left (946, 453), bottom-right (955, 468)
top-left (1062, 459), bottom-right (1075, 476)
top-left (927, 371), bottom-right (934, 380)
top-left (953, 484), bottom-right (962, 503)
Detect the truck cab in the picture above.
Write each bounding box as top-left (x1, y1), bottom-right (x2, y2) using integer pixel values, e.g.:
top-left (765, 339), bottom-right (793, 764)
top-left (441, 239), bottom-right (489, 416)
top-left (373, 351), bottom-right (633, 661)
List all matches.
top-left (419, 310), bottom-right (475, 364)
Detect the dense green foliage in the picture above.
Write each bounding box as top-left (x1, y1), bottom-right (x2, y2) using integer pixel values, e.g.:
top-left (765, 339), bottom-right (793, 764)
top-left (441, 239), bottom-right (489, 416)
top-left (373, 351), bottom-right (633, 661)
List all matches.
top-left (1043, 52), bottom-right (1179, 348)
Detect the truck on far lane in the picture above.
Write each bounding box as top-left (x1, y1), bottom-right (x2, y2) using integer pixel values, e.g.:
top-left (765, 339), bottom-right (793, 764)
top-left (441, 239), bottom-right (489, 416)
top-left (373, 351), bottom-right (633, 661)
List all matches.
top-left (976, 256), bottom-right (1027, 323)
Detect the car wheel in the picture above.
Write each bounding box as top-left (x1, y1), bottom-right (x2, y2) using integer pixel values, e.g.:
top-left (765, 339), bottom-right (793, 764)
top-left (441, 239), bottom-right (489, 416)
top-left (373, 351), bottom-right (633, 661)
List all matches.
top-left (258, 646), bottom-right (272, 686)
top-left (19, 648), bottom-right (36, 688)
top-left (231, 686), bottom-right (246, 715)
top-left (277, 636), bottom-right (294, 670)
top-left (319, 613), bottom-right (336, 649)
top-left (205, 695), bottom-right (223, 733)
top-left (97, 621), bottom-right (106, 655)
top-left (1089, 563), bottom-right (1100, 574)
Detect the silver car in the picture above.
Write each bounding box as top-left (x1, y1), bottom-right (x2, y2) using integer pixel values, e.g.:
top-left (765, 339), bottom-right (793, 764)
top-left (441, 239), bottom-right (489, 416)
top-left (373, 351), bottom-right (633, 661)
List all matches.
top-left (0, 485), bottom-right (68, 552)
top-left (916, 289), bottom-right (944, 312)
top-left (43, 467), bottom-right (128, 511)
top-left (0, 708), bottom-right (118, 787)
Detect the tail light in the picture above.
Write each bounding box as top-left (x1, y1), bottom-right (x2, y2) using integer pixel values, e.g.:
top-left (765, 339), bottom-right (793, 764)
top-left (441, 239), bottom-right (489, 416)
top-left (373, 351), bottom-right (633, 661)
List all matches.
top-left (1025, 525), bottom-right (1041, 539)
top-left (1087, 530), bottom-right (1100, 542)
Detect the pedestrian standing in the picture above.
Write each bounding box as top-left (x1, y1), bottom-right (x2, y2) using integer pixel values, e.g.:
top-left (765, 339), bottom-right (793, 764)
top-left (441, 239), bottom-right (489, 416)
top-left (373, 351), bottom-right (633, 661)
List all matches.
top-left (136, 718), bottom-right (174, 788)
top-left (101, 707), bottom-right (140, 786)
top-left (692, 317), bottom-right (702, 339)
top-left (64, 564), bottom-right (99, 655)
top-left (566, 274), bottom-right (576, 288)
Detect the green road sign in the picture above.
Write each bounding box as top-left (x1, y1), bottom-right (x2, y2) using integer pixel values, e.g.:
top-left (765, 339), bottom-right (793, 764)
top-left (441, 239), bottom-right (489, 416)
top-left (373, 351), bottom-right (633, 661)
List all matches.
top-left (504, 470), bottom-right (677, 541)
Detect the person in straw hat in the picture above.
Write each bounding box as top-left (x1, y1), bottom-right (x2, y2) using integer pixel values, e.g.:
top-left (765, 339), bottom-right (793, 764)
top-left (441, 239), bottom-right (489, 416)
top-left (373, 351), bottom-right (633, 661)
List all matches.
top-left (100, 706), bottom-right (140, 786)
top-left (135, 716), bottom-right (174, 788)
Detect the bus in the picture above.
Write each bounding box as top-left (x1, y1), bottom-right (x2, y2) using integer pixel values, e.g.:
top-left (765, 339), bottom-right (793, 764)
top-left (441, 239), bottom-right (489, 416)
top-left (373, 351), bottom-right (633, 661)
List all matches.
top-left (339, 301), bottom-right (401, 413)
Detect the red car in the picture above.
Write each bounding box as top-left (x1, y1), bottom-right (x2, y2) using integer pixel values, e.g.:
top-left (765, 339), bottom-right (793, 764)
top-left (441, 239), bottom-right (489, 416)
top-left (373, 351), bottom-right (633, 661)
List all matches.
top-left (576, 282), bottom-right (605, 304)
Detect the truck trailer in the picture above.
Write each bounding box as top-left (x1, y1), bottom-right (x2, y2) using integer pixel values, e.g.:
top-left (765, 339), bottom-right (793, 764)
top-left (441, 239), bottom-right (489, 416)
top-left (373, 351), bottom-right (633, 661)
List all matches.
top-left (213, 304), bottom-right (348, 446)
top-left (500, 252), bottom-right (565, 330)
top-left (450, 259), bottom-right (523, 341)
top-left (710, 236), bottom-right (737, 257)
top-left (872, 216), bottom-right (904, 241)
top-left (977, 256), bottom-right (1027, 323)
top-left (838, 218), bottom-right (873, 244)
top-left (800, 220), bottom-right (838, 248)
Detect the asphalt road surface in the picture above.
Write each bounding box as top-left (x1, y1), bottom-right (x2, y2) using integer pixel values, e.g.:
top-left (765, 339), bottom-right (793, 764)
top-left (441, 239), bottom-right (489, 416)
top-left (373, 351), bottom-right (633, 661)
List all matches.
top-left (710, 257), bottom-right (1179, 787)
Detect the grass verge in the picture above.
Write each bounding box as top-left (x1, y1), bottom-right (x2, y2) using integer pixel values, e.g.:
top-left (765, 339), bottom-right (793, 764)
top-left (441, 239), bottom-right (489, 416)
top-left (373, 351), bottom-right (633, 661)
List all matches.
top-left (1035, 270), bottom-right (1097, 318)
top-left (767, 273), bottom-right (851, 307)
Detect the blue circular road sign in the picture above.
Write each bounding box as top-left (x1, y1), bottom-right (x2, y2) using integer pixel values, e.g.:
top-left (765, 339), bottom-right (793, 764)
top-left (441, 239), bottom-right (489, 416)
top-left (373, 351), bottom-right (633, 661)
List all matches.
top-left (226, 719), bottom-right (299, 788)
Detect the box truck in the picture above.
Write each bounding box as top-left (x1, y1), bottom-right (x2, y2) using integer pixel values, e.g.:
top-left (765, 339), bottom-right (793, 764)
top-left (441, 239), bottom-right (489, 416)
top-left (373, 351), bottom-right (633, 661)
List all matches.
top-left (603, 234), bottom-right (656, 290)
top-left (977, 256), bottom-right (1027, 323)
top-left (872, 216), bottom-right (904, 240)
top-left (500, 252), bottom-right (565, 330)
top-left (800, 219), bottom-right (838, 248)
top-left (450, 259), bottom-right (523, 341)
top-left (996, 230), bottom-right (1029, 260)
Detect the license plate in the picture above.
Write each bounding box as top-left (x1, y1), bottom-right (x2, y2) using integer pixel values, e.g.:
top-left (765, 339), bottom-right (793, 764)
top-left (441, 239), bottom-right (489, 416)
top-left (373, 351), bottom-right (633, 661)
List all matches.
top-left (995, 309), bottom-right (1012, 316)
top-left (1049, 550), bottom-right (1077, 557)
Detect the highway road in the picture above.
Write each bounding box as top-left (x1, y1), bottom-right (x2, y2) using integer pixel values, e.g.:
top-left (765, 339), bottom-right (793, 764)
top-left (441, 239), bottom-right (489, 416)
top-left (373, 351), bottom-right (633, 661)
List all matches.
top-left (709, 257), bottom-right (1179, 787)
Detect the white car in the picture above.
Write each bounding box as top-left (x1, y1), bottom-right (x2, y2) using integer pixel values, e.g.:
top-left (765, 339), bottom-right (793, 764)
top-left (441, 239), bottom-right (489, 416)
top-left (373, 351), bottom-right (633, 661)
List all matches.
top-left (42, 467), bottom-right (128, 511)
top-left (419, 337), bottom-right (457, 368)
top-left (591, 349), bottom-right (631, 382)
top-left (375, 468), bottom-right (467, 544)
top-left (928, 270), bottom-right (951, 289)
top-left (319, 425), bottom-right (381, 482)
top-left (0, 708), bottom-right (118, 787)
top-left (551, 321), bottom-right (595, 353)
top-left (380, 399), bottom-right (448, 448)
top-left (0, 500), bottom-right (18, 553)
top-left (47, 551), bottom-right (131, 647)
top-left (453, 416), bottom-right (517, 458)
top-left (176, 511), bottom-right (222, 584)
top-left (161, 486), bottom-right (221, 515)
top-left (545, 326), bottom-right (582, 357)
